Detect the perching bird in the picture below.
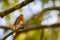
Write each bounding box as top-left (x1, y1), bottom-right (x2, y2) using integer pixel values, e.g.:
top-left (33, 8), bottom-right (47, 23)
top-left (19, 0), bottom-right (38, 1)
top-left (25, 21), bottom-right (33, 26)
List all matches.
top-left (13, 13), bottom-right (25, 30)
top-left (13, 13), bottom-right (25, 36)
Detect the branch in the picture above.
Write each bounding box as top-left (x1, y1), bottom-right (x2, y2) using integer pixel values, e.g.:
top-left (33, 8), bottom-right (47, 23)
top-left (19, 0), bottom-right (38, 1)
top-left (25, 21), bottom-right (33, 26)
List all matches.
top-left (0, 0), bottom-right (34, 17)
top-left (2, 23), bottom-right (60, 40)
top-left (37, 7), bottom-right (60, 17)
top-left (0, 26), bottom-right (13, 30)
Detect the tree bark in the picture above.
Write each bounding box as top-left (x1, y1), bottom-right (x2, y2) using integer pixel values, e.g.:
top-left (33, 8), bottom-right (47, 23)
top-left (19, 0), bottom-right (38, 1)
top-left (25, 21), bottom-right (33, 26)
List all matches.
top-left (0, 0), bottom-right (34, 17)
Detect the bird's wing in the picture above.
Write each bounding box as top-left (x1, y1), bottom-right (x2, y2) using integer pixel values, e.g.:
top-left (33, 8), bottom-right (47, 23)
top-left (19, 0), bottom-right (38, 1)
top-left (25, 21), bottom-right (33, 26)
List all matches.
top-left (13, 17), bottom-right (20, 26)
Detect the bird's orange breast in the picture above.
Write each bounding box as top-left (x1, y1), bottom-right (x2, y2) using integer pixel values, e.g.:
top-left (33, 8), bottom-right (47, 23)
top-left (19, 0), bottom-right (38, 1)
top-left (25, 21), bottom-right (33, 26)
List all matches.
top-left (19, 15), bottom-right (24, 22)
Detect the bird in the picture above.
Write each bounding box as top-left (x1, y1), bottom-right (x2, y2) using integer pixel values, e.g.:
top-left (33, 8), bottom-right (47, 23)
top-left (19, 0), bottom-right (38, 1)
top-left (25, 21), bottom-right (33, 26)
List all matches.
top-left (12, 13), bottom-right (25, 36)
top-left (13, 13), bottom-right (25, 30)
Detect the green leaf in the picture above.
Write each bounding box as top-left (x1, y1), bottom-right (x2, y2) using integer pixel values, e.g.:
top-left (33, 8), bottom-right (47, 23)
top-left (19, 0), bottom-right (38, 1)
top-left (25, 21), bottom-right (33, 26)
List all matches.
top-left (2, 0), bottom-right (10, 9)
top-left (3, 0), bottom-right (10, 5)
top-left (41, 0), bottom-right (48, 7)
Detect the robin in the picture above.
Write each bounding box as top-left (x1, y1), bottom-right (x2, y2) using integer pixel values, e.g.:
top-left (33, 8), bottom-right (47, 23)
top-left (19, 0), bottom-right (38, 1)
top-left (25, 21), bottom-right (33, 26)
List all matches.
top-left (13, 13), bottom-right (24, 30)
top-left (13, 13), bottom-right (25, 36)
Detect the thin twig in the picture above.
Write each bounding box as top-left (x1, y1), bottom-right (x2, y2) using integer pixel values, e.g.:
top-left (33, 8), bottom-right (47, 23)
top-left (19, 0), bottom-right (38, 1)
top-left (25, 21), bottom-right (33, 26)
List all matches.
top-left (0, 26), bottom-right (13, 30)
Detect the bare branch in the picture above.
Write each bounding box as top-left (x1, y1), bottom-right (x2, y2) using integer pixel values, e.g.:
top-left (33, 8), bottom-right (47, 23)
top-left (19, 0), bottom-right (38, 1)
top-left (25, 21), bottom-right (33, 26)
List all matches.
top-left (0, 26), bottom-right (13, 30)
top-left (37, 7), bottom-right (60, 18)
top-left (2, 23), bottom-right (60, 40)
top-left (0, 0), bottom-right (34, 17)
